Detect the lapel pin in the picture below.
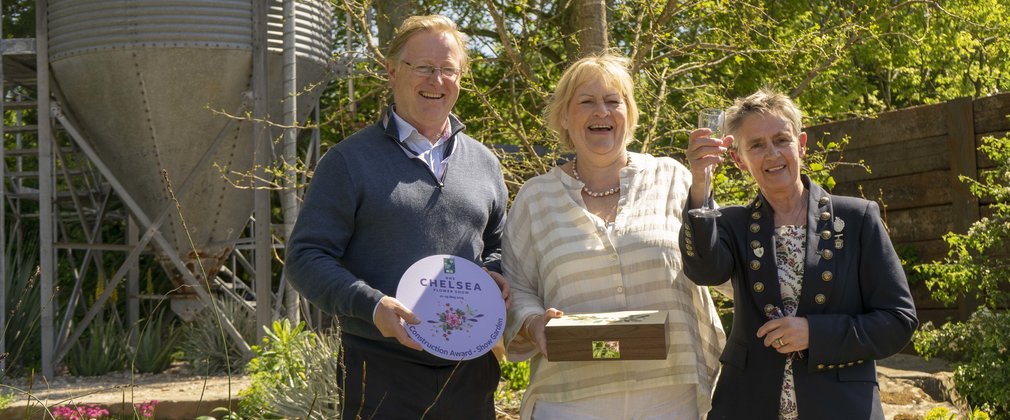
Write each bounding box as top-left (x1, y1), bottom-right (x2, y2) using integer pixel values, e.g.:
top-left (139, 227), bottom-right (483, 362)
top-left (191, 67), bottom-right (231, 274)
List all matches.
top-left (754, 247), bottom-right (764, 258)
top-left (833, 217), bottom-right (845, 233)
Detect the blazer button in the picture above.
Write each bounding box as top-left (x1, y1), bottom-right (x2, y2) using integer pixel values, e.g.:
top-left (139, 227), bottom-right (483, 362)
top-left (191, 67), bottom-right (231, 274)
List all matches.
top-left (753, 282), bottom-right (765, 292)
top-left (820, 230), bottom-right (832, 240)
top-left (820, 211), bottom-right (830, 221)
top-left (686, 250), bottom-right (696, 257)
top-left (847, 362), bottom-right (855, 366)
top-left (821, 271), bottom-right (833, 282)
top-left (819, 196), bottom-right (830, 205)
top-left (751, 212), bottom-right (761, 220)
top-left (685, 244), bottom-right (695, 252)
top-left (751, 240), bottom-right (761, 249)
top-left (815, 294), bottom-right (827, 304)
top-left (764, 304), bottom-right (775, 314)
top-left (685, 229), bottom-right (692, 238)
top-left (755, 200), bottom-right (763, 209)
top-left (858, 360), bottom-right (864, 364)
top-left (821, 249), bottom-right (833, 260)
top-left (750, 223), bottom-right (761, 233)
top-left (828, 364), bottom-right (835, 369)
top-left (817, 364), bottom-right (826, 369)
top-left (750, 260), bottom-right (761, 270)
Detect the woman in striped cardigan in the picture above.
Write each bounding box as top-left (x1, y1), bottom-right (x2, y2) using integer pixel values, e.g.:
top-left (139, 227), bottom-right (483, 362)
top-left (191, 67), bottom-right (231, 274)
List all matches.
top-left (502, 53), bottom-right (725, 420)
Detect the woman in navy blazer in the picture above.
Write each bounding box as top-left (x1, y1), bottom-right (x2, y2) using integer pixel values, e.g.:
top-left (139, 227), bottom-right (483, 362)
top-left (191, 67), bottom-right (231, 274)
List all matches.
top-left (680, 89), bottom-right (918, 419)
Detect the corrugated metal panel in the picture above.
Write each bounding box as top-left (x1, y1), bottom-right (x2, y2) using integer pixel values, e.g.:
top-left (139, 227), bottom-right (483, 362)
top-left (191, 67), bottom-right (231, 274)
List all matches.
top-left (49, 0), bottom-right (254, 59)
top-left (49, 0), bottom-right (334, 63)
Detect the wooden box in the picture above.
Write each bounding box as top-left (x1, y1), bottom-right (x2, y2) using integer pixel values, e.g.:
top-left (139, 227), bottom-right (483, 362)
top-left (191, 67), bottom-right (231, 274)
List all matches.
top-left (545, 310), bottom-right (668, 361)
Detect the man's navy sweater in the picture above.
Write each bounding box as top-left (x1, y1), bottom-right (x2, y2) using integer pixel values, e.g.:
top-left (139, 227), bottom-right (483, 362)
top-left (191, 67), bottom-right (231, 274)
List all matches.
top-left (285, 111), bottom-right (507, 365)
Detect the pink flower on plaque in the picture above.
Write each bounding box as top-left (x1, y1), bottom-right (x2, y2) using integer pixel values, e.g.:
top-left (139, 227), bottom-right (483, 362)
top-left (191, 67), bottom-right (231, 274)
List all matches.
top-left (429, 303), bottom-right (483, 338)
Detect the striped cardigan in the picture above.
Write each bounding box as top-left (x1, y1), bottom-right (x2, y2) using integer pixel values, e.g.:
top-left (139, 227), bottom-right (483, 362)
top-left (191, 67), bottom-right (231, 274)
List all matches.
top-left (503, 152), bottom-right (725, 419)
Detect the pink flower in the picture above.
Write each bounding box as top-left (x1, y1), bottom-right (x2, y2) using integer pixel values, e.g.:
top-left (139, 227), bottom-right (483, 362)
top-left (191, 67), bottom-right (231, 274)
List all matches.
top-left (446, 313), bottom-right (461, 328)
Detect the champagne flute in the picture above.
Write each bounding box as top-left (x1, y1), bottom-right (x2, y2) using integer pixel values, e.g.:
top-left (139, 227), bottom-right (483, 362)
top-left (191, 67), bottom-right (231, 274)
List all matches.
top-left (688, 108), bottom-right (725, 218)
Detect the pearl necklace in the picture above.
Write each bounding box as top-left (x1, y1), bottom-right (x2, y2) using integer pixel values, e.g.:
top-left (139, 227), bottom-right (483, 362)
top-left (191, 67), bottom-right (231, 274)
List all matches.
top-left (572, 155), bottom-right (628, 198)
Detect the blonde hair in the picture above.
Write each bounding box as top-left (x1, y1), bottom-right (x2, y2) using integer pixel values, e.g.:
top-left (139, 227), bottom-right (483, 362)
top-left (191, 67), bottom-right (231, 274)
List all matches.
top-left (545, 53), bottom-right (640, 151)
top-left (386, 15), bottom-right (469, 72)
top-left (725, 88), bottom-right (803, 148)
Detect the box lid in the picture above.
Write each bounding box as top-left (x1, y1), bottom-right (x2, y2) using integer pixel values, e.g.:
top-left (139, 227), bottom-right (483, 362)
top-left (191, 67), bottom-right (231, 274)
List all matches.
top-left (546, 310), bottom-right (667, 339)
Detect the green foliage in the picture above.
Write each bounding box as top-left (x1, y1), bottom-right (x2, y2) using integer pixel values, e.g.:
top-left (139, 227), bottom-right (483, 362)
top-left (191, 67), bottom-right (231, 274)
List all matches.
top-left (925, 406), bottom-right (992, 420)
top-left (499, 359), bottom-right (530, 391)
top-left (65, 315), bottom-right (127, 376)
top-left (178, 299), bottom-right (256, 375)
top-left (129, 305), bottom-right (180, 374)
top-left (912, 134), bottom-right (1010, 418)
top-left (238, 320), bottom-right (340, 419)
top-left (914, 309), bottom-right (1010, 419)
top-left (0, 391), bottom-right (15, 410)
top-left (916, 135), bottom-right (1010, 308)
top-left (2, 231), bottom-right (42, 378)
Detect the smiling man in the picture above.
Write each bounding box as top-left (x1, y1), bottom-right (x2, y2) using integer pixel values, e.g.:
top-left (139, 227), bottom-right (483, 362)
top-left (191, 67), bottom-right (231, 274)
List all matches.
top-left (285, 15), bottom-right (509, 420)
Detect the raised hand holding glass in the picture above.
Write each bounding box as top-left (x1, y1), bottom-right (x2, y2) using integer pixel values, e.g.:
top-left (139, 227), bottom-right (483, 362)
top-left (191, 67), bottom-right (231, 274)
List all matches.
top-left (689, 108), bottom-right (725, 218)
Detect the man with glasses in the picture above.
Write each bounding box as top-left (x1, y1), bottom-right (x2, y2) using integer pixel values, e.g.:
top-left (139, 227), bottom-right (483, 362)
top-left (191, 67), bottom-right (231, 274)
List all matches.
top-left (286, 14), bottom-right (509, 420)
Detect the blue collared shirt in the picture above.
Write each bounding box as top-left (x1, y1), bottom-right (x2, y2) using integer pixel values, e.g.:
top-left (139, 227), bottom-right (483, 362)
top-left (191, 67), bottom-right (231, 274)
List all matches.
top-left (390, 110), bottom-right (454, 180)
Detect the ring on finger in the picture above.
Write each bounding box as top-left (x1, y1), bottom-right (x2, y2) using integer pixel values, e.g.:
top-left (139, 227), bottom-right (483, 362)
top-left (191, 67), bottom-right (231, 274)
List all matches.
top-left (774, 338), bottom-right (785, 347)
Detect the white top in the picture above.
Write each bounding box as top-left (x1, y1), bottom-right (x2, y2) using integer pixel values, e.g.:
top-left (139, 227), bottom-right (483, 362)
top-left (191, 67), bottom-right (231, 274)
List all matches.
top-left (503, 152), bottom-right (726, 419)
top-left (391, 109), bottom-right (452, 180)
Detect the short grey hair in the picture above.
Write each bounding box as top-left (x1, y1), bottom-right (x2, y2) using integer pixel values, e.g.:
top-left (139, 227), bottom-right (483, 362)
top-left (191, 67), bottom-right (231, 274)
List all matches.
top-left (724, 88), bottom-right (803, 148)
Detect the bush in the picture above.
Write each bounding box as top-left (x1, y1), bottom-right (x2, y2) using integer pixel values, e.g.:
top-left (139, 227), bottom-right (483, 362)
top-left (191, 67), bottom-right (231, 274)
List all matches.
top-left (178, 298), bottom-right (256, 375)
top-left (500, 359), bottom-right (530, 391)
top-left (65, 315), bottom-right (127, 376)
top-left (916, 135), bottom-right (1010, 308)
top-left (914, 309), bottom-right (1010, 419)
top-left (129, 305), bottom-right (179, 374)
top-left (239, 319), bottom-right (339, 419)
top-left (925, 406), bottom-right (992, 420)
top-left (2, 232), bottom-right (42, 377)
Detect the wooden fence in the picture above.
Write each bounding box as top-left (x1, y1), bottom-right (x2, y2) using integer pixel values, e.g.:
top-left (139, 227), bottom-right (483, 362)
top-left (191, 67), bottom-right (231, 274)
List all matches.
top-left (806, 93), bottom-right (1010, 326)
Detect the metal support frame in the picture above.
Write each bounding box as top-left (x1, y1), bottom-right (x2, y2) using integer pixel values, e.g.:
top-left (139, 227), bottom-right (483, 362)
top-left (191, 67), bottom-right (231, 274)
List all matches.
top-left (253, 0), bottom-right (273, 342)
top-left (49, 104), bottom-right (254, 364)
top-left (36, 0), bottom-right (56, 378)
top-left (1, 0), bottom-right (7, 373)
top-left (6, 0), bottom-right (332, 376)
top-left (281, 0), bottom-right (301, 323)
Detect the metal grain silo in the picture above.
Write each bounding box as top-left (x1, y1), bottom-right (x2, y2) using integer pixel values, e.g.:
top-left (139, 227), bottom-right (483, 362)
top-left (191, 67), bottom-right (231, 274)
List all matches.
top-left (46, 0), bottom-right (334, 316)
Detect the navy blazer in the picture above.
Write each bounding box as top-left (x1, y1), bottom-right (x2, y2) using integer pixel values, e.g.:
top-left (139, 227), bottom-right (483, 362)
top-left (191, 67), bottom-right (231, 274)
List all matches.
top-left (680, 176), bottom-right (918, 420)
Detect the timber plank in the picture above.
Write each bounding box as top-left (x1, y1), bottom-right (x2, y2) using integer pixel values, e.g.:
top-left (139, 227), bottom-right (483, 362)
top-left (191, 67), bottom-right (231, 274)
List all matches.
top-left (972, 93), bottom-right (1010, 134)
top-left (807, 103), bottom-right (948, 150)
top-left (831, 135), bottom-right (949, 182)
top-left (885, 206), bottom-right (954, 243)
top-left (832, 170), bottom-right (951, 211)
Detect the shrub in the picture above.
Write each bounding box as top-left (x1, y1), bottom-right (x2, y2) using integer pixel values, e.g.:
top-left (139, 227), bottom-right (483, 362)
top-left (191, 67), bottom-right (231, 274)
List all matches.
top-left (239, 319), bottom-right (339, 419)
top-left (916, 135), bottom-right (1010, 308)
top-left (65, 315), bottom-right (127, 376)
top-left (129, 305), bottom-right (179, 374)
top-left (500, 359), bottom-right (530, 391)
top-left (914, 134), bottom-right (1010, 419)
top-left (925, 406), bottom-right (992, 420)
top-left (177, 298), bottom-right (256, 375)
top-left (914, 309), bottom-right (1010, 419)
top-left (2, 232), bottom-right (42, 377)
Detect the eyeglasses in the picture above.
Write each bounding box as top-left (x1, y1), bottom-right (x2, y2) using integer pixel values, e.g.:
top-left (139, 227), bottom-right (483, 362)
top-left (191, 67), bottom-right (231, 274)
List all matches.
top-left (401, 61), bottom-right (461, 80)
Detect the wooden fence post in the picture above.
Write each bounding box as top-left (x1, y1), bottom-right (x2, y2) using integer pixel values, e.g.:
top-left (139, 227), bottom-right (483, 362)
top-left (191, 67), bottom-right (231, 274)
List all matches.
top-left (945, 97), bottom-right (980, 321)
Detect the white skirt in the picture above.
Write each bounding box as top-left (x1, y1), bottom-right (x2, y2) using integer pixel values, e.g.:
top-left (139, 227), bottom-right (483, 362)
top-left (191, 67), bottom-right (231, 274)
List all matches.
top-left (531, 384), bottom-right (699, 420)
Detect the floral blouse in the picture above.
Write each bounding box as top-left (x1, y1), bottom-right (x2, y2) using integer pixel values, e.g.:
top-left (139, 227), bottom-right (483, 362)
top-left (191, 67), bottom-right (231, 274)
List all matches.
top-left (774, 225), bottom-right (806, 420)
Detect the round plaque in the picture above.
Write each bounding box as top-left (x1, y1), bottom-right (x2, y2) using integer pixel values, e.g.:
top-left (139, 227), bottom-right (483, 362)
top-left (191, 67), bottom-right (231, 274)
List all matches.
top-left (396, 255), bottom-right (506, 360)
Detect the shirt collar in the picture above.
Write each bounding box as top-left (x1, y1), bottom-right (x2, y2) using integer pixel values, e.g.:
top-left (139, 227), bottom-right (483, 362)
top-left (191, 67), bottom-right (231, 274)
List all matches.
top-left (389, 107), bottom-right (450, 144)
